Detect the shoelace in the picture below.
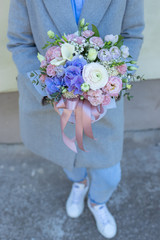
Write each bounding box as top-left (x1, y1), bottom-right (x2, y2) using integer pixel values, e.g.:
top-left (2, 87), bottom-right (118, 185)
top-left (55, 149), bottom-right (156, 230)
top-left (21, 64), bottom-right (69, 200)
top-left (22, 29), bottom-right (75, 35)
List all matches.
top-left (71, 184), bottom-right (85, 204)
top-left (97, 205), bottom-right (110, 225)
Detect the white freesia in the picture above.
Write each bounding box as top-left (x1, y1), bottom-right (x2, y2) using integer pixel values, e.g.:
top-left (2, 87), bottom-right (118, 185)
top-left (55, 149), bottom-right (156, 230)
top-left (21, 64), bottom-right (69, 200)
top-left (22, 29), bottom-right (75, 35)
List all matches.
top-left (104, 34), bottom-right (118, 44)
top-left (37, 53), bottom-right (45, 62)
top-left (61, 43), bottom-right (75, 60)
top-left (82, 63), bottom-right (108, 90)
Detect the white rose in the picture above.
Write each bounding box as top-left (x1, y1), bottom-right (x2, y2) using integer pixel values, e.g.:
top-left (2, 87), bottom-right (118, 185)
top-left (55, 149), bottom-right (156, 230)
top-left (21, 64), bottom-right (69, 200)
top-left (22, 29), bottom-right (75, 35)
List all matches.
top-left (82, 63), bottom-right (108, 90)
top-left (121, 45), bottom-right (129, 58)
top-left (104, 34), bottom-right (119, 44)
top-left (61, 43), bottom-right (75, 60)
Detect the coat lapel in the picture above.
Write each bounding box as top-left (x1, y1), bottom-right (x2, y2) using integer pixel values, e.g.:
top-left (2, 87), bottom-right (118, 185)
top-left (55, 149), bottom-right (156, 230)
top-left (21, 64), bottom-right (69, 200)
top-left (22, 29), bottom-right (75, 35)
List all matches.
top-left (43, 0), bottom-right (112, 35)
top-left (43, 0), bottom-right (78, 35)
top-left (79, 0), bottom-right (112, 27)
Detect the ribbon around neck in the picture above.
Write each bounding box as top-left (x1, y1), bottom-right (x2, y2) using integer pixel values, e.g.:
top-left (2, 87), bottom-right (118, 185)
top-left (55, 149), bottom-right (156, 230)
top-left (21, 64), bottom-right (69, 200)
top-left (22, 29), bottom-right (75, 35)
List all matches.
top-left (54, 97), bottom-right (105, 153)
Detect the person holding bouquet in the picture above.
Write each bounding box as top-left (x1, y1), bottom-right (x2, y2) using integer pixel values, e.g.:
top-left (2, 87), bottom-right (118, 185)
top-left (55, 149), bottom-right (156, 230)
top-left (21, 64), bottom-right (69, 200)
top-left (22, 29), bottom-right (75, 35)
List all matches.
top-left (7, 0), bottom-right (144, 238)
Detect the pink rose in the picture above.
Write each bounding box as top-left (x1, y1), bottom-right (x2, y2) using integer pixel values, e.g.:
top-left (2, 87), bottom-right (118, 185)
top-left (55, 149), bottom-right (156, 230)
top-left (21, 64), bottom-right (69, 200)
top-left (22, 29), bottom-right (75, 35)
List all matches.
top-left (45, 46), bottom-right (62, 62)
top-left (116, 64), bottom-right (127, 75)
top-left (102, 94), bottom-right (111, 106)
top-left (103, 76), bottom-right (122, 97)
top-left (40, 74), bottom-right (46, 83)
top-left (46, 64), bottom-right (56, 77)
top-left (89, 37), bottom-right (104, 48)
top-left (82, 30), bottom-right (94, 38)
top-left (40, 60), bottom-right (47, 68)
top-left (87, 89), bottom-right (104, 106)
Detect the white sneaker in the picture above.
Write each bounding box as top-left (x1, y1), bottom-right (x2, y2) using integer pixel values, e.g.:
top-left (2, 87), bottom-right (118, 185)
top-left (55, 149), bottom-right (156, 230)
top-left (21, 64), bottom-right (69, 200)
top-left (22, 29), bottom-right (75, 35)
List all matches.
top-left (87, 199), bottom-right (117, 239)
top-left (66, 177), bottom-right (89, 218)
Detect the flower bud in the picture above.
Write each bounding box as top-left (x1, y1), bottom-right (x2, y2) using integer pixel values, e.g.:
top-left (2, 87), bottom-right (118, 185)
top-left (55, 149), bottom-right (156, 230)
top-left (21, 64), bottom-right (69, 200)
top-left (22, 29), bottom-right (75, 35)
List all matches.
top-left (87, 48), bottom-right (98, 61)
top-left (62, 88), bottom-right (67, 93)
top-left (80, 18), bottom-right (85, 27)
top-left (80, 96), bottom-right (84, 100)
top-left (130, 60), bottom-right (137, 64)
top-left (83, 26), bottom-right (88, 31)
top-left (128, 66), bottom-right (137, 71)
top-left (47, 30), bottom-right (55, 39)
top-left (81, 83), bottom-right (90, 92)
top-left (37, 53), bottom-right (45, 62)
top-left (126, 84), bottom-right (132, 89)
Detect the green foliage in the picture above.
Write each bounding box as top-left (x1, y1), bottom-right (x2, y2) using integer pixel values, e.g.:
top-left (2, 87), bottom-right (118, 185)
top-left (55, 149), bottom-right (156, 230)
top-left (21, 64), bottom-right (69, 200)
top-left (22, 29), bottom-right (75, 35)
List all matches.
top-left (123, 92), bottom-right (134, 101)
top-left (115, 35), bottom-right (124, 48)
top-left (92, 24), bottom-right (100, 37)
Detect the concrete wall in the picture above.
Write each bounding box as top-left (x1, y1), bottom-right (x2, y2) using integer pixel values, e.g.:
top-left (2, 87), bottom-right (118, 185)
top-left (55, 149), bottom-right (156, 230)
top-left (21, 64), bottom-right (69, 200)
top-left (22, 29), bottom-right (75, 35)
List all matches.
top-left (0, 0), bottom-right (160, 93)
top-left (0, 1), bottom-right (18, 92)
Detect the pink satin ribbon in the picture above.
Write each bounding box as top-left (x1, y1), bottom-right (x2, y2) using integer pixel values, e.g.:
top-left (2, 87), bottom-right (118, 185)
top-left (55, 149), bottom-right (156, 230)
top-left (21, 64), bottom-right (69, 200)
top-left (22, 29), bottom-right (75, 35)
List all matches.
top-left (54, 97), bottom-right (104, 153)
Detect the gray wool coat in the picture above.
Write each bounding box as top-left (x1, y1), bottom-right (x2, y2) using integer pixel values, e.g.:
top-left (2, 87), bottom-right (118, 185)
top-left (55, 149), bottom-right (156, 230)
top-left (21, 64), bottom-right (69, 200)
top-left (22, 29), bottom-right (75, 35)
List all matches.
top-left (7, 0), bottom-right (144, 171)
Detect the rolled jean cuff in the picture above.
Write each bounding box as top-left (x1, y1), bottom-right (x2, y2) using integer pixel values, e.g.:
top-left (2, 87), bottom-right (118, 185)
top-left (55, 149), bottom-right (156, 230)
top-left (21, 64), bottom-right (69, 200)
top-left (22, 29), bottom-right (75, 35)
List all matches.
top-left (63, 168), bottom-right (88, 183)
top-left (88, 192), bottom-right (109, 205)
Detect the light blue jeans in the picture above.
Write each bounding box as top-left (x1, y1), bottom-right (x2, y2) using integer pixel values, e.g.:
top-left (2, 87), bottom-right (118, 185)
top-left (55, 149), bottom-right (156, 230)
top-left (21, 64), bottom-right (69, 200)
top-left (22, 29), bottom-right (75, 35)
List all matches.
top-left (63, 162), bottom-right (121, 204)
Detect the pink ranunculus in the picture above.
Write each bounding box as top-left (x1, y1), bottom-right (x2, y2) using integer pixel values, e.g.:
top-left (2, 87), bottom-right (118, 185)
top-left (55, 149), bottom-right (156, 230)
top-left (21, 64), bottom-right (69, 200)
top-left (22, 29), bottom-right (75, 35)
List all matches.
top-left (82, 30), bottom-right (94, 38)
top-left (116, 64), bottom-right (127, 75)
top-left (89, 37), bottom-right (104, 48)
top-left (105, 76), bottom-right (122, 97)
top-left (40, 60), bottom-right (47, 68)
top-left (87, 89), bottom-right (104, 106)
top-left (39, 74), bottom-right (46, 83)
top-left (102, 94), bottom-right (111, 106)
top-left (46, 64), bottom-right (56, 77)
top-left (45, 46), bottom-right (62, 62)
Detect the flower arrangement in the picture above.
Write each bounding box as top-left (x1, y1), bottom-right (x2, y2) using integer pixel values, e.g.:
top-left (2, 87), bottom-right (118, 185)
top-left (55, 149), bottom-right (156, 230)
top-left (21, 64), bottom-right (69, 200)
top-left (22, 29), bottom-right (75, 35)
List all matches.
top-left (29, 19), bottom-right (143, 152)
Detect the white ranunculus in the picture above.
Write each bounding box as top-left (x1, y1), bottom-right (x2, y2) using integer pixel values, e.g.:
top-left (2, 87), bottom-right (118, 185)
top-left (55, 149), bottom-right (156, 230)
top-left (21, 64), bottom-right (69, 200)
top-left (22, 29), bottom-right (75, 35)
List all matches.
top-left (37, 53), bottom-right (45, 62)
top-left (121, 45), bottom-right (129, 58)
top-left (104, 34), bottom-right (119, 44)
top-left (82, 63), bottom-right (108, 90)
top-left (61, 43), bottom-right (75, 60)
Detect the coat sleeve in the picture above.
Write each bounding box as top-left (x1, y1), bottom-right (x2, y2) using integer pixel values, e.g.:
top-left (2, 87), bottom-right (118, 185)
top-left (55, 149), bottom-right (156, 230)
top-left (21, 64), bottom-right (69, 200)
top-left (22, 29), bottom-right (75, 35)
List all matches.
top-left (120, 0), bottom-right (145, 61)
top-left (7, 0), bottom-right (45, 104)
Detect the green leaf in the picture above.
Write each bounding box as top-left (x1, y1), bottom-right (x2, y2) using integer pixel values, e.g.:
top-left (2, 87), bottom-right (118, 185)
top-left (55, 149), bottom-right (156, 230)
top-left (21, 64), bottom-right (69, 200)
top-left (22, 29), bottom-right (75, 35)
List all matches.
top-left (92, 24), bottom-right (100, 37)
top-left (116, 40), bottom-right (123, 48)
top-left (62, 36), bottom-right (68, 42)
top-left (30, 73), bottom-right (35, 77)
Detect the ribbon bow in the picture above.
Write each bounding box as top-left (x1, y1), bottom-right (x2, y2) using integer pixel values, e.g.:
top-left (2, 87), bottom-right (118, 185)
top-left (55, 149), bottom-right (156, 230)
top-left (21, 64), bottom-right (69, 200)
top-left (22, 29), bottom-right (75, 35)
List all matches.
top-left (54, 97), bottom-right (105, 153)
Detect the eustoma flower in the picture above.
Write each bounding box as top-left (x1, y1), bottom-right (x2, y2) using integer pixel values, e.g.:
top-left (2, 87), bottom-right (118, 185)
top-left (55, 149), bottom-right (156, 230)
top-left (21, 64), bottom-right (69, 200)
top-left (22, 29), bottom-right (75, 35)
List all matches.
top-left (87, 89), bottom-right (104, 106)
top-left (103, 76), bottom-right (122, 97)
top-left (116, 64), bottom-right (127, 75)
top-left (104, 34), bottom-right (118, 44)
top-left (89, 37), bottom-right (104, 48)
top-left (45, 46), bottom-right (62, 62)
top-left (98, 49), bottom-right (112, 61)
top-left (121, 45), bottom-right (129, 58)
top-left (82, 30), bottom-right (94, 38)
top-left (109, 46), bottom-right (121, 59)
top-left (82, 63), bottom-right (108, 90)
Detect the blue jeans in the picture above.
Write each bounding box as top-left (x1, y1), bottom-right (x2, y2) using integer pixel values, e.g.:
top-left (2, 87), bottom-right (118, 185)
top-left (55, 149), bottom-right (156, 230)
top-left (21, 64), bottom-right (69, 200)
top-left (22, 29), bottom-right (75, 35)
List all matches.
top-left (63, 162), bottom-right (121, 204)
